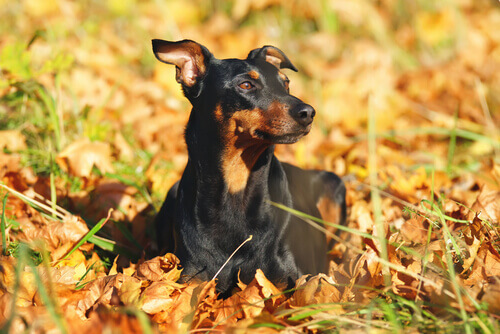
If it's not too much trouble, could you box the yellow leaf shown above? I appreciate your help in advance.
[119,276,143,307]
[0,130,27,151]
[56,249,86,269]
[23,0,58,17]
[415,9,456,46]
[74,262,88,281]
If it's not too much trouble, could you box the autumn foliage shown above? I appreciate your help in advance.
[1,0,500,333]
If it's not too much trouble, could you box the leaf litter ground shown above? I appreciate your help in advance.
[0,0,499,332]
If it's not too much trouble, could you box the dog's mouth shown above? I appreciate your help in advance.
[254,127,311,144]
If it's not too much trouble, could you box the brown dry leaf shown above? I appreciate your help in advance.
[0,130,27,151]
[471,185,500,223]
[89,180,147,221]
[356,244,385,295]
[483,246,500,277]
[423,269,457,311]
[75,307,154,334]
[351,200,373,233]
[0,152,21,178]
[85,180,149,246]
[479,280,500,315]
[134,253,182,282]
[290,274,342,307]
[382,165,427,201]
[114,132,134,161]
[191,280,221,329]
[254,269,284,303]
[221,278,265,320]
[400,216,429,244]
[197,270,284,328]
[460,217,486,275]
[118,275,143,307]
[141,281,183,314]
[0,256,18,295]
[17,215,89,252]
[153,281,213,333]
[56,138,115,177]
[76,274,124,318]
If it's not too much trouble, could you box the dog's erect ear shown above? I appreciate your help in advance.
[152,39,212,87]
[247,46,298,72]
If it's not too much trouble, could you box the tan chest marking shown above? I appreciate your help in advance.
[220,107,268,194]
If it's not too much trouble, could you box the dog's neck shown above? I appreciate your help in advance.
[184,110,275,197]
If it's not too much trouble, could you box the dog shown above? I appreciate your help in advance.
[152,39,346,297]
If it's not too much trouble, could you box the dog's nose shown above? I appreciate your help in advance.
[291,104,315,126]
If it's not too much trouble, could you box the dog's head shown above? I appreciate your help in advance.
[152,39,315,145]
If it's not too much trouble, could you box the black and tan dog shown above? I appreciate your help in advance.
[152,39,346,297]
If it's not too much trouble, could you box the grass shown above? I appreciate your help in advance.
[1,193,8,255]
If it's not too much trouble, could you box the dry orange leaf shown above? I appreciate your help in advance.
[134,253,182,282]
[290,274,342,307]
[56,138,115,177]
[0,130,27,151]
[471,185,500,223]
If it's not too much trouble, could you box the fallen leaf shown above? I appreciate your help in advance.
[56,138,115,177]
[290,274,342,307]
[0,130,27,151]
[141,281,182,314]
[135,253,182,282]
[118,275,143,307]
[471,185,500,223]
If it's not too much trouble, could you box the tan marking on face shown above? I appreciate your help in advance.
[317,196,341,244]
[221,108,268,194]
[219,102,296,194]
[278,71,287,82]
[278,72,289,91]
[214,104,224,122]
[248,70,260,80]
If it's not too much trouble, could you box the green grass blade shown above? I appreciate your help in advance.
[26,245,68,334]
[269,201,373,239]
[368,96,390,286]
[249,323,286,330]
[288,306,343,321]
[0,183,65,220]
[60,212,111,261]
[1,240,24,332]
[50,156,57,219]
[36,86,61,151]
[446,107,459,175]
[75,262,97,290]
[88,235,137,259]
[132,308,154,334]
[1,193,8,255]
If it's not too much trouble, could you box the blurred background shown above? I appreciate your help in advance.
[0,0,499,242]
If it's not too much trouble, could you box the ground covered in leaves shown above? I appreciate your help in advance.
[1,0,499,333]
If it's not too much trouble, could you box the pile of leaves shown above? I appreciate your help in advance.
[1,0,499,332]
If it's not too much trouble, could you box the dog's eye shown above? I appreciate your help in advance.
[238,81,254,90]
